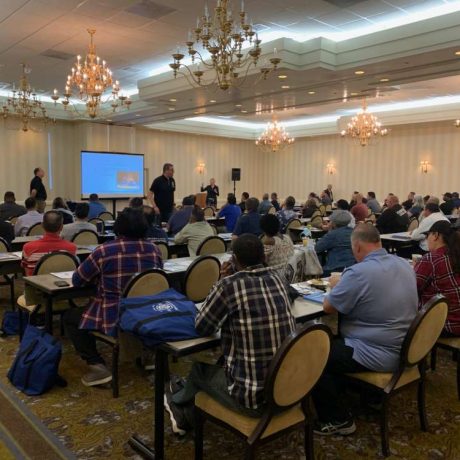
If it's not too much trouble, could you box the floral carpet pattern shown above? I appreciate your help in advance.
[0,288,460,459]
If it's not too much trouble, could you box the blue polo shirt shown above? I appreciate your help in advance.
[232,211,262,237]
[218,204,241,233]
[327,248,417,372]
[88,201,107,219]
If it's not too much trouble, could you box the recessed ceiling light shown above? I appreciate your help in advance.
[278,75,288,79]
[235,104,242,107]
[209,99,216,103]
[281,85,290,89]
[354,70,365,75]
[380,78,390,82]
[308,91,316,95]
[169,98,177,102]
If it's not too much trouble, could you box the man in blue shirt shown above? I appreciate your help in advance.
[167,195,195,235]
[258,193,272,214]
[217,193,241,233]
[315,210,355,276]
[312,224,417,436]
[232,197,261,239]
[88,193,107,219]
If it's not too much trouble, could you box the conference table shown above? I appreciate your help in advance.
[129,292,327,460]
[379,231,416,254]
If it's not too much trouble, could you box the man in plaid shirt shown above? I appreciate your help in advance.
[65,208,163,387]
[164,233,295,435]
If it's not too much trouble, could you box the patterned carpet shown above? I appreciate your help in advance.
[1,286,460,459]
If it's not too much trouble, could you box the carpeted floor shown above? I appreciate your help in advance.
[1,283,460,459]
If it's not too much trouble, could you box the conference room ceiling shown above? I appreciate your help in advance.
[1,0,460,138]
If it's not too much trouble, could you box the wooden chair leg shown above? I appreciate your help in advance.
[244,445,255,460]
[456,351,460,401]
[417,378,428,432]
[380,396,390,457]
[18,308,23,342]
[112,343,120,398]
[304,419,314,460]
[194,408,204,460]
[430,346,437,371]
[8,276,15,311]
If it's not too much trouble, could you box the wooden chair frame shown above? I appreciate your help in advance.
[88,218,105,232]
[98,211,114,221]
[71,229,99,245]
[196,236,226,256]
[203,207,215,217]
[194,323,332,460]
[344,295,447,457]
[155,241,169,260]
[26,222,44,236]
[183,255,221,302]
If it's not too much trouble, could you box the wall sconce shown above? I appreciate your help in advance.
[455,119,460,128]
[197,163,205,175]
[420,161,429,173]
[326,163,335,175]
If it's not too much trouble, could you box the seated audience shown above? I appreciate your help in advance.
[380,192,394,212]
[440,192,455,215]
[308,192,320,205]
[277,195,297,231]
[452,192,460,209]
[168,195,195,235]
[65,208,163,386]
[408,194,424,219]
[402,191,416,211]
[366,191,381,214]
[0,191,26,220]
[315,210,356,275]
[260,214,294,269]
[336,199,355,228]
[14,197,43,236]
[258,193,272,214]
[320,190,332,206]
[88,193,107,219]
[174,207,214,256]
[22,211,77,275]
[52,197,74,225]
[143,205,168,240]
[312,224,417,435]
[61,203,97,241]
[410,203,449,251]
[217,193,241,233]
[164,234,295,434]
[129,197,144,209]
[271,192,280,211]
[414,221,460,336]
[0,218,14,244]
[302,198,320,218]
[349,191,359,209]
[238,192,249,213]
[350,193,368,222]
[232,197,262,238]
[375,195,410,234]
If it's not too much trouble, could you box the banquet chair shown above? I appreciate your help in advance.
[183,255,221,302]
[71,230,99,245]
[194,323,332,460]
[98,211,114,221]
[27,223,44,236]
[197,236,226,256]
[155,241,169,260]
[408,218,419,232]
[344,295,448,457]
[203,207,215,217]
[0,236,15,310]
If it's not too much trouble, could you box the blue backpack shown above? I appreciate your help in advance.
[1,311,28,336]
[119,288,200,347]
[7,325,63,395]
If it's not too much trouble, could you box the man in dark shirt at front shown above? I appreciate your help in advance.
[164,234,295,434]
[376,195,410,234]
[148,163,176,223]
[0,191,26,220]
[440,192,455,215]
[232,197,262,239]
[30,167,47,213]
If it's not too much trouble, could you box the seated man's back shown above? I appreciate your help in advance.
[15,197,43,236]
[61,202,97,241]
[0,191,26,220]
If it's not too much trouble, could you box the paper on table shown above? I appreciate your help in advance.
[12,251,22,258]
[51,271,75,279]
[0,252,20,260]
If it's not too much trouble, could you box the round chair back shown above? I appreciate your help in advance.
[8,216,19,225]
[27,223,44,236]
[34,251,79,275]
[197,236,226,256]
[155,241,169,260]
[325,204,332,213]
[203,207,214,217]
[266,324,331,409]
[285,218,301,232]
[310,215,323,228]
[408,218,419,232]
[71,230,99,245]
[0,237,10,252]
[88,218,105,232]
[184,256,221,302]
[98,211,114,221]
[319,204,326,216]
[123,269,170,298]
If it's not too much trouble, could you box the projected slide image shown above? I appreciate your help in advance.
[117,171,140,189]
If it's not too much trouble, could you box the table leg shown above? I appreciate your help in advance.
[129,348,167,459]
[45,297,53,334]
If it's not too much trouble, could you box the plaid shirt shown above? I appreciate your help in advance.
[196,265,295,409]
[415,246,460,335]
[73,238,163,335]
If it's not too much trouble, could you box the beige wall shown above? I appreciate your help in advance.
[0,120,457,208]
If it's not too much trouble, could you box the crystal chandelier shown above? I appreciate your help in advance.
[1,64,53,132]
[255,117,294,152]
[170,0,280,91]
[52,29,131,119]
[340,99,388,147]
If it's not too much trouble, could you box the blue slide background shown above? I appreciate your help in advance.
[81,151,144,198]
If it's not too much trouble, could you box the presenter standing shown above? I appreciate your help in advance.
[201,178,219,207]
[148,163,176,223]
[30,167,47,213]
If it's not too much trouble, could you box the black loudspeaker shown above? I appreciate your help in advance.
[231,168,241,181]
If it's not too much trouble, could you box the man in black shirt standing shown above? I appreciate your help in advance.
[30,167,47,213]
[148,163,176,222]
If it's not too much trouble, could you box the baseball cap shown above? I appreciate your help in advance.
[422,220,453,236]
